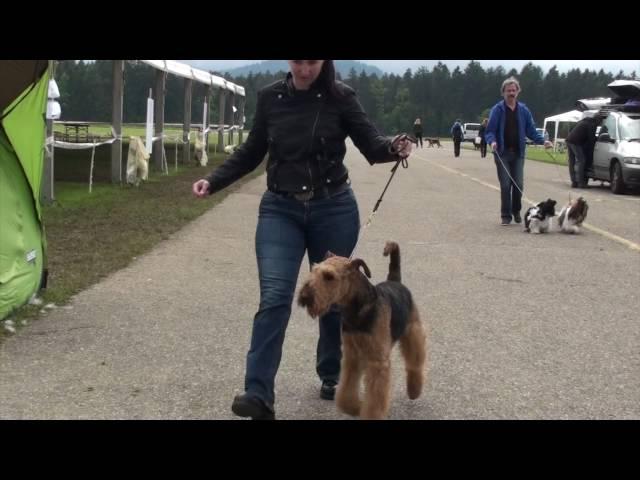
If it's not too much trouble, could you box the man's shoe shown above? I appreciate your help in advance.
[501,218,511,226]
[571,182,578,188]
[513,213,522,224]
[231,394,275,420]
[320,380,337,400]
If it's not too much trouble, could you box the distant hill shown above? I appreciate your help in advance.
[222,60,384,77]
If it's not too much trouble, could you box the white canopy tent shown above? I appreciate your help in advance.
[542,110,583,151]
[140,60,245,97]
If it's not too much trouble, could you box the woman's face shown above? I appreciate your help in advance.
[288,60,325,90]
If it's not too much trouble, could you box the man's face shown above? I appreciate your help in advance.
[503,83,519,101]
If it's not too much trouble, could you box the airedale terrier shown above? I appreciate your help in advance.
[297,241,427,419]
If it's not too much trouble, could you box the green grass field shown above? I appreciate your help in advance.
[460,142,568,165]
[1,137,257,339]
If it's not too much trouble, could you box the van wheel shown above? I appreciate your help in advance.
[610,161,626,194]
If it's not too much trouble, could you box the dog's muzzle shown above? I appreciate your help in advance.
[297,285,314,308]
[297,283,319,316]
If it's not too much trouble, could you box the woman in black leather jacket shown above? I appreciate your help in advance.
[193,60,412,420]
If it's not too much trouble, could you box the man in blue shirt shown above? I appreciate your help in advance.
[485,77,553,225]
[451,119,464,157]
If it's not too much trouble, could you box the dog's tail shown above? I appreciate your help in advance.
[383,241,401,282]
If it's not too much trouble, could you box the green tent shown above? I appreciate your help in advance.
[1,60,49,320]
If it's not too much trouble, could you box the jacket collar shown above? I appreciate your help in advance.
[279,72,323,97]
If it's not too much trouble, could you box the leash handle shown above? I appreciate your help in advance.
[349,134,413,259]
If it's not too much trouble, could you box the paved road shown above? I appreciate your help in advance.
[1,141,638,419]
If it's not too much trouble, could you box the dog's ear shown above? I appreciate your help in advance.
[549,199,556,206]
[324,251,336,260]
[350,258,372,278]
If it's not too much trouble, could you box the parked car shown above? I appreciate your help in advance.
[590,110,640,193]
[526,128,549,145]
[586,80,640,194]
[463,122,481,143]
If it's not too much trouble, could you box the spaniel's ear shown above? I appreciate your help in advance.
[349,258,371,278]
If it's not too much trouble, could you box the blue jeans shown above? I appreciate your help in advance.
[567,142,587,186]
[244,188,360,408]
[494,151,524,220]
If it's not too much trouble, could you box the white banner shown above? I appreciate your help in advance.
[202,100,208,135]
[145,97,154,156]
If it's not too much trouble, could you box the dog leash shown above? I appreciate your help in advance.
[544,148,574,202]
[494,146,564,198]
[349,134,416,260]
[493,148,526,197]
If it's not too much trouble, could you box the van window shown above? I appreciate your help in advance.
[618,115,640,140]
[602,115,617,140]
[465,123,481,130]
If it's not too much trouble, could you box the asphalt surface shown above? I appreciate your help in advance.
[1,140,638,419]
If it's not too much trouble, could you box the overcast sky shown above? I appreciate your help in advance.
[181,60,639,75]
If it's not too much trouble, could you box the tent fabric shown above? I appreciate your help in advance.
[140,60,246,96]
[0,61,49,320]
[0,129,44,319]
[542,109,584,149]
[3,70,49,221]
[0,60,47,114]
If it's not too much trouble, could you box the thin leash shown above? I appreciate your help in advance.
[544,147,573,202]
[494,145,572,232]
[493,147,526,197]
[494,146,570,202]
[348,134,415,260]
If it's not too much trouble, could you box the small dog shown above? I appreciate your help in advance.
[524,198,557,234]
[557,196,589,234]
[297,242,427,419]
[426,138,442,148]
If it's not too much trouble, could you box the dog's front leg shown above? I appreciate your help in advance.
[336,341,363,417]
[361,360,392,420]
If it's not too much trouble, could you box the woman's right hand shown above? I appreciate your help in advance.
[390,134,415,159]
[192,179,210,198]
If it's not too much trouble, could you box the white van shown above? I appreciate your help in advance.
[463,123,481,143]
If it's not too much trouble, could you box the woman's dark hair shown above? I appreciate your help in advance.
[317,60,345,98]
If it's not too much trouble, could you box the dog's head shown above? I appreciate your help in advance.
[297,251,372,319]
[569,197,589,224]
[537,198,557,218]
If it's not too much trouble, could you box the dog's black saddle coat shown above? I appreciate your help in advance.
[341,280,414,342]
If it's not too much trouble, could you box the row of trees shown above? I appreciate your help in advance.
[54,60,634,136]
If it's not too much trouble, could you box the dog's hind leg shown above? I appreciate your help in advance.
[400,309,427,400]
[336,339,363,417]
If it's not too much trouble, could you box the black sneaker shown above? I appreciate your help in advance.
[513,213,522,224]
[501,218,511,226]
[231,394,275,420]
[320,380,337,400]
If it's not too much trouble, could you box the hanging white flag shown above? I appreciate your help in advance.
[145,97,154,156]
[202,100,208,134]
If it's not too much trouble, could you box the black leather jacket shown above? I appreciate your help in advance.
[206,74,400,194]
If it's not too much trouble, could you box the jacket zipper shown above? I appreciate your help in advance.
[307,107,321,191]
